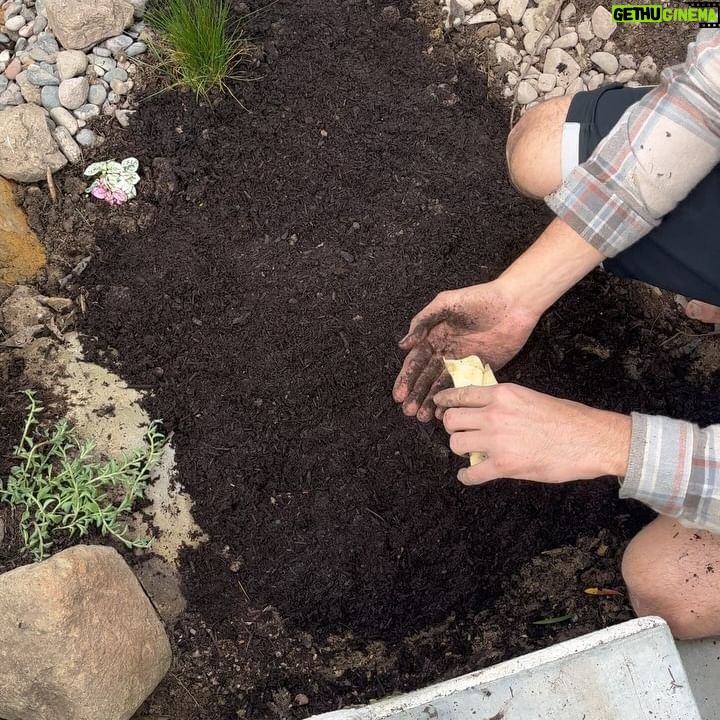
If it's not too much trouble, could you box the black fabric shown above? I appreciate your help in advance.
[565,84,720,306]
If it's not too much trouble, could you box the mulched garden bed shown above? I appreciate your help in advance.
[2,0,717,717]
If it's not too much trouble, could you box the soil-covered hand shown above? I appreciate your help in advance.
[435,383,632,484]
[393,281,539,421]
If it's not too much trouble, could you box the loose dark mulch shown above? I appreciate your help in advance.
[7,0,717,717]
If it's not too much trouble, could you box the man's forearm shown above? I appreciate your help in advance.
[497,217,604,317]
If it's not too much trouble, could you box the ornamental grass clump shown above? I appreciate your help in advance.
[0,392,165,561]
[146,0,254,98]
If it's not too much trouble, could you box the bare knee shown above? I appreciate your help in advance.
[622,519,720,640]
[506,96,571,199]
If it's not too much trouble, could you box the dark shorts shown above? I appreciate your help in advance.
[565,84,720,306]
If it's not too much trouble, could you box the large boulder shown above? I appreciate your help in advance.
[0,104,66,183]
[0,545,172,720]
[44,0,134,50]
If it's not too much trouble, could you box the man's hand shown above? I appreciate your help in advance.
[434,383,632,485]
[392,281,540,422]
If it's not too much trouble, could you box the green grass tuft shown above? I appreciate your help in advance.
[146,0,254,99]
[0,391,166,561]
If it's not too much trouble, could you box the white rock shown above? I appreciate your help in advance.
[456,0,475,10]
[543,47,580,88]
[627,80,641,87]
[53,125,82,163]
[0,546,171,720]
[0,104,66,182]
[616,68,636,83]
[504,26,515,39]
[58,76,89,109]
[522,29,539,52]
[521,7,536,31]
[545,86,565,98]
[591,6,615,40]
[506,70,519,86]
[603,40,616,53]
[637,55,658,82]
[587,73,605,90]
[43,0,133,50]
[49,105,78,135]
[494,41,521,65]
[56,49,88,80]
[591,50,618,74]
[503,85,514,98]
[552,30,577,48]
[537,72,556,92]
[560,2,576,21]
[5,14,25,30]
[565,77,586,95]
[577,18,593,41]
[466,8,497,23]
[498,0,528,23]
[619,53,637,69]
[517,79,538,104]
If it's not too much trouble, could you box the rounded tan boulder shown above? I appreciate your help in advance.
[44,0,134,51]
[0,545,172,720]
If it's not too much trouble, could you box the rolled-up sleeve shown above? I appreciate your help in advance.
[546,29,720,257]
[620,413,720,532]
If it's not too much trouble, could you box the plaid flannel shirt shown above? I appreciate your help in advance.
[546,30,720,532]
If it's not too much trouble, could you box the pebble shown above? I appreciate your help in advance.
[591,6,616,40]
[4,2,23,21]
[14,37,27,52]
[498,0,528,24]
[26,64,58,86]
[103,67,128,83]
[521,7,536,31]
[115,108,133,127]
[565,76,586,95]
[53,126,82,163]
[551,31,577,49]
[543,47,580,85]
[536,72,556,92]
[87,83,107,105]
[637,55,658,82]
[73,103,100,121]
[32,14,47,33]
[56,50,87,80]
[616,68,636,83]
[4,56,21,80]
[587,73,604,90]
[0,81,22,105]
[58,76,89,110]
[0,50,11,64]
[495,41,521,65]
[109,78,129,95]
[75,128,97,147]
[5,14,25,31]
[560,2,576,21]
[516,79,538,104]
[92,54,116,72]
[49,105,78,135]
[0,74,7,93]
[0,33,9,43]
[466,8,496,23]
[40,83,60,108]
[105,34,132,56]
[591,50,618,74]
[18,22,33,38]
[92,47,112,58]
[16,71,41,103]
[125,41,147,56]
[577,19,594,42]
[619,53,636,69]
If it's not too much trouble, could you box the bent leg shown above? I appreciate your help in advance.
[622,515,720,639]
[507,86,720,307]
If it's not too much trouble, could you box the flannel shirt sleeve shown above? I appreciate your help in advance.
[545,29,720,257]
[620,414,720,532]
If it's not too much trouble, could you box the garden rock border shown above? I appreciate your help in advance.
[0,0,148,180]
[0,545,171,720]
[442,0,660,115]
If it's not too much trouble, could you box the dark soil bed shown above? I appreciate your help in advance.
[3,1,718,718]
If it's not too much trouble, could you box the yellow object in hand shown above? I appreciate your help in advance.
[443,355,497,466]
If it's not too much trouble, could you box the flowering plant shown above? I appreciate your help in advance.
[85,158,141,205]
